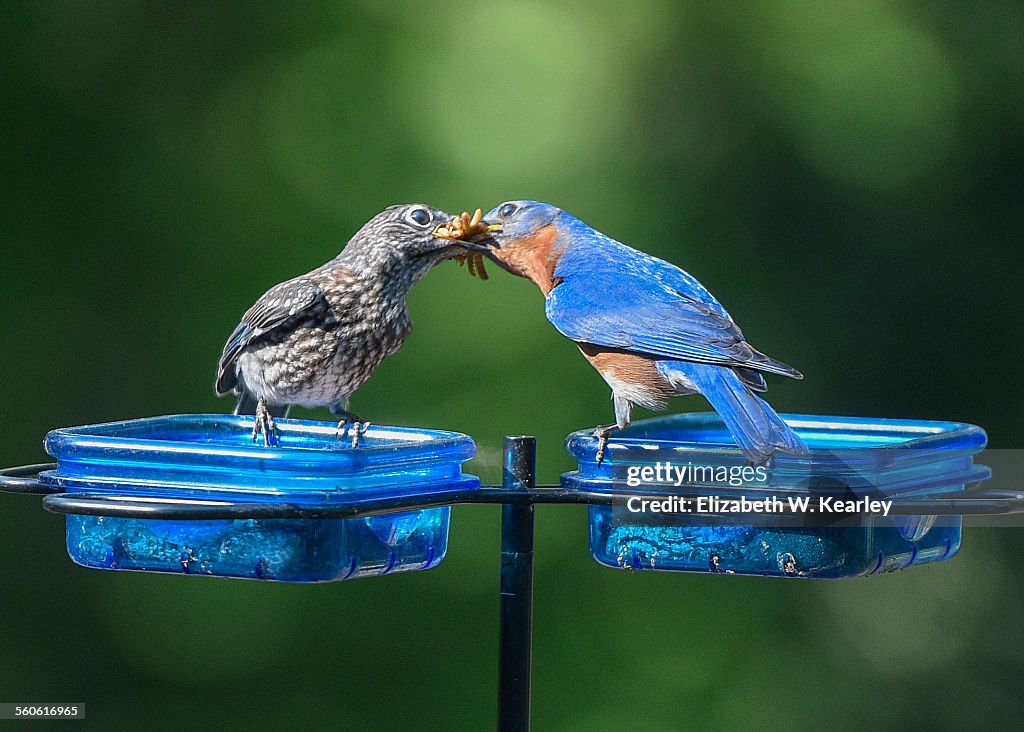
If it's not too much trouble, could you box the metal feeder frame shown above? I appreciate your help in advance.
[3,435,1022,731]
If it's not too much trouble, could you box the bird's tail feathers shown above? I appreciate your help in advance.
[215,366,237,397]
[662,361,807,463]
[745,349,804,380]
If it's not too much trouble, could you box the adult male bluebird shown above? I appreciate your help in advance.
[215,203,484,446]
[439,200,807,463]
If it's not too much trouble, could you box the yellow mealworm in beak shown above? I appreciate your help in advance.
[439,210,491,280]
[474,254,489,280]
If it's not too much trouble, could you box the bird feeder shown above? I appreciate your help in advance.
[1,411,1016,731]
[564,413,988,578]
[39,415,477,581]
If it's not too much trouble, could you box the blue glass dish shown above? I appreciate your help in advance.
[563,413,988,579]
[41,415,479,582]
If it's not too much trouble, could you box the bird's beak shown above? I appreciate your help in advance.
[433,209,501,252]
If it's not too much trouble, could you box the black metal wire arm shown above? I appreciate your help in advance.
[0,464,61,495]
[3,464,1024,518]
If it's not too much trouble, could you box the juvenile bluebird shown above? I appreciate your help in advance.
[215,203,484,446]
[441,200,807,463]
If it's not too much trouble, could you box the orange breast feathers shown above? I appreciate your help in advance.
[488,224,567,295]
[577,343,675,408]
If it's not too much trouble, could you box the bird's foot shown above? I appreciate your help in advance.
[350,421,371,448]
[335,414,370,448]
[593,423,620,465]
[252,399,279,447]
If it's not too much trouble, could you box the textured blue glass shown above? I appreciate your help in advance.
[563,413,987,579]
[42,415,478,582]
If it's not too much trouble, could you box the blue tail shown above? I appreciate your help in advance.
[658,361,807,463]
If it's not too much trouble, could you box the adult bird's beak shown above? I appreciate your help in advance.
[433,209,501,251]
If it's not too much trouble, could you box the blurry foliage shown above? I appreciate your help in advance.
[2,1,1023,729]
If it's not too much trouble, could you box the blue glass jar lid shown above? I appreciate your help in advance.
[42,414,478,504]
[564,412,987,494]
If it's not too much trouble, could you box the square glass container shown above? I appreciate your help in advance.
[41,415,478,582]
[562,413,987,579]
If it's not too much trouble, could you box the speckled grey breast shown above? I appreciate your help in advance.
[235,275,412,408]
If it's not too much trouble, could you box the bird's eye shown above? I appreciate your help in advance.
[408,208,431,226]
[498,202,518,218]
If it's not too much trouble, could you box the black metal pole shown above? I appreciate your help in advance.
[498,436,536,732]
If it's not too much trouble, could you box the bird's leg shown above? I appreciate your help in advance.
[593,424,619,465]
[330,404,369,448]
[253,397,279,447]
[350,421,371,449]
[595,395,632,465]
[331,406,362,436]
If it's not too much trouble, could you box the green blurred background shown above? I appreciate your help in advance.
[2,1,1023,729]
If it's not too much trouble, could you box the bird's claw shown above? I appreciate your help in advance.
[252,400,279,447]
[351,421,371,448]
[593,424,618,465]
[336,418,371,448]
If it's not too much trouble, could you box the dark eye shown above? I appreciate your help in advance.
[409,208,431,226]
[498,202,518,218]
